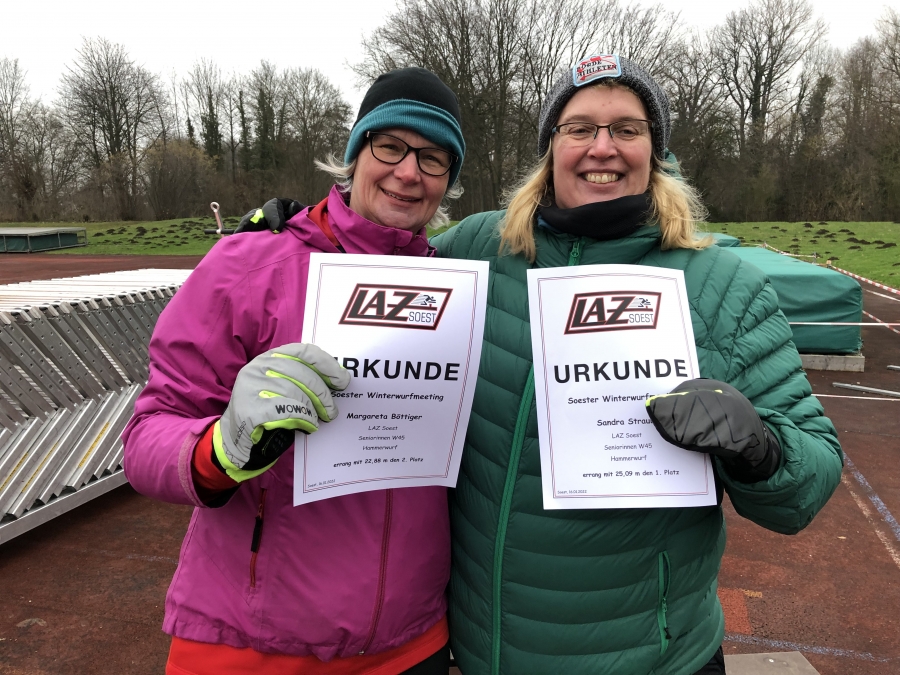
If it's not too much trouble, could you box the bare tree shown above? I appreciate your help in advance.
[282,68,351,201]
[662,34,734,187]
[60,38,166,219]
[246,61,288,173]
[22,103,80,217]
[875,8,900,216]
[183,59,225,165]
[0,58,41,219]
[829,38,882,220]
[517,0,604,118]
[355,0,681,213]
[877,8,900,82]
[221,74,244,182]
[143,138,214,219]
[3,2,897,225]
[595,3,681,76]
[712,0,826,155]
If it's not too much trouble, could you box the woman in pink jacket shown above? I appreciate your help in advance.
[121,67,465,675]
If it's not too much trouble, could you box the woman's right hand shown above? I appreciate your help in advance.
[213,343,351,482]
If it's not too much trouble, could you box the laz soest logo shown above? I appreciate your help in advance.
[340,284,452,330]
[564,291,661,334]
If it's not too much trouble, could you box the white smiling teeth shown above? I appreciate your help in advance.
[383,189,416,202]
[585,173,620,184]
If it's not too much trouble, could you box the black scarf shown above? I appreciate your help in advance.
[538,193,652,241]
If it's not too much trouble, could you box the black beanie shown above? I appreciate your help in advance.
[353,67,462,126]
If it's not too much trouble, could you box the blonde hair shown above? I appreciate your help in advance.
[498,147,710,262]
[315,155,463,230]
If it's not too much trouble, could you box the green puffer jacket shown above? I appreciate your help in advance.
[433,212,843,675]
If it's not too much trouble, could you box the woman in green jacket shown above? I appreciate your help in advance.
[432,54,843,675]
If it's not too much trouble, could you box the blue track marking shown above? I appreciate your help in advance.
[845,454,900,543]
[724,633,894,663]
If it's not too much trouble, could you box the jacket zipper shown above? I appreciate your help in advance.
[250,488,268,589]
[490,241,583,674]
[657,551,671,655]
[568,239,584,266]
[360,489,393,655]
[490,369,534,675]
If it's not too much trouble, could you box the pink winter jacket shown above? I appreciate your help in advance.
[121,186,450,660]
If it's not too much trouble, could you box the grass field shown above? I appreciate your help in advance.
[706,221,900,286]
[0,216,237,256]
[3,218,898,287]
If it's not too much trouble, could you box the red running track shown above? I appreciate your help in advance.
[0,254,898,674]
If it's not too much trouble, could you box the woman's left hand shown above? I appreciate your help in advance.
[235,198,304,234]
[645,379,782,483]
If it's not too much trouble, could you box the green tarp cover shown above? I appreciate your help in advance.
[1,228,84,252]
[710,232,741,247]
[1,235,28,252]
[28,233,80,251]
[727,247,862,354]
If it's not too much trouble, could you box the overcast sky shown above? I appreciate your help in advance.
[4,0,894,111]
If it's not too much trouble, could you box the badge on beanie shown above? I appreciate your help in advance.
[573,55,622,87]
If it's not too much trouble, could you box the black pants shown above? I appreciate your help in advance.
[404,644,723,674]
[692,647,726,675]
[399,644,451,675]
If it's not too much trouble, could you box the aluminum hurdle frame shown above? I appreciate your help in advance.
[0,269,192,544]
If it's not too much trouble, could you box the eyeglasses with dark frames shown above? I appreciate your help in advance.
[552,120,653,145]
[365,131,457,177]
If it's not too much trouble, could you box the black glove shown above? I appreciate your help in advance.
[235,198,304,234]
[645,379,781,483]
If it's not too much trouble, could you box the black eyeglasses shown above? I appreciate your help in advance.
[365,132,457,176]
[552,120,653,145]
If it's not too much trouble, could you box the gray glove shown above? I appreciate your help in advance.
[645,378,782,483]
[213,343,350,482]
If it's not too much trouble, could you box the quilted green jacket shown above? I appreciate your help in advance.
[433,212,843,675]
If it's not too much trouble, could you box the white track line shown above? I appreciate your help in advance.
[788,321,900,326]
[841,474,900,572]
[829,265,900,296]
[758,243,900,296]
[814,394,900,400]
[724,633,892,663]
[842,456,900,572]
[862,311,900,336]
[866,289,900,303]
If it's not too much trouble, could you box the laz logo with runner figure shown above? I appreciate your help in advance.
[564,291,661,334]
[340,284,453,330]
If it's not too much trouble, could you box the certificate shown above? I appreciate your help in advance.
[527,264,716,509]
[294,253,489,505]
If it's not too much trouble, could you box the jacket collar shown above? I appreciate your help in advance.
[537,194,651,241]
[285,185,434,257]
[534,220,662,267]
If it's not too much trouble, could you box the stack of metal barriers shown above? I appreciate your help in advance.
[0,269,192,543]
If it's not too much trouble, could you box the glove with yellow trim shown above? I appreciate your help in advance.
[235,198,304,234]
[645,379,781,483]
[213,343,350,482]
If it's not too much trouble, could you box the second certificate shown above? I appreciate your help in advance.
[528,264,716,510]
